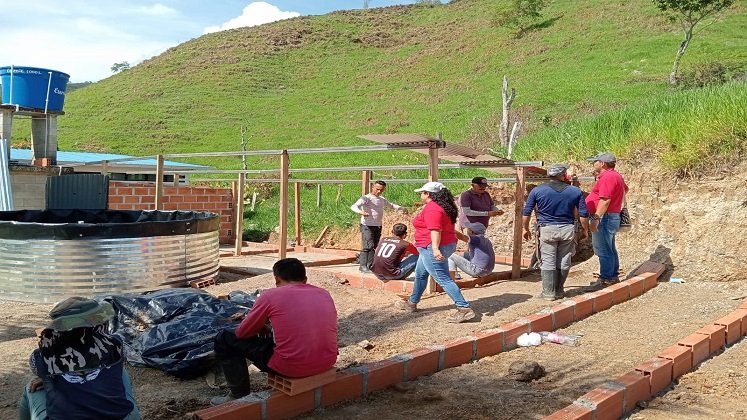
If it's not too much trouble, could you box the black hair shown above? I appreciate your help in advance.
[272,258,307,283]
[374,180,387,187]
[429,188,458,224]
[605,161,617,169]
[392,223,408,237]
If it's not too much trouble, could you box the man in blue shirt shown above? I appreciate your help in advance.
[522,164,589,300]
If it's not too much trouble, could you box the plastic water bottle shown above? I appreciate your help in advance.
[539,331,580,346]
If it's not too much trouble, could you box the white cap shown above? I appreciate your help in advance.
[414,181,444,193]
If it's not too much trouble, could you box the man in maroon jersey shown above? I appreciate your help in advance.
[372,223,419,280]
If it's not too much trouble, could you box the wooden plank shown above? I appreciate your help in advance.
[154,154,164,210]
[313,225,331,248]
[234,173,245,256]
[361,170,371,196]
[511,167,526,279]
[294,182,301,245]
[279,151,289,259]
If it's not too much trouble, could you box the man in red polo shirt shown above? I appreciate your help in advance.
[585,152,628,286]
[211,258,338,405]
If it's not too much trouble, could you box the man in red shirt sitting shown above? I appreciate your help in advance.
[211,258,338,405]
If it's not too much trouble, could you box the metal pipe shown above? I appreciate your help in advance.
[44,71,52,114]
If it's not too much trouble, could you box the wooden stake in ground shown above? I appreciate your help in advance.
[512,167,526,279]
[294,182,301,245]
[234,172,245,256]
[279,150,289,259]
[155,154,164,210]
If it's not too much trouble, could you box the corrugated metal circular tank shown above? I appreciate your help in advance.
[0,210,219,303]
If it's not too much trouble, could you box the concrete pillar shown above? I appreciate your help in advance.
[31,115,57,165]
[0,110,12,160]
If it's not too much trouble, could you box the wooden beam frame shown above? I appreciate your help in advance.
[511,167,526,279]
[294,182,301,245]
[234,173,245,256]
[154,154,164,210]
[279,151,290,259]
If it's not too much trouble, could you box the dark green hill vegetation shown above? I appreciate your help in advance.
[30,0,747,239]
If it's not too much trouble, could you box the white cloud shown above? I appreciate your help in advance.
[136,3,178,17]
[203,2,300,34]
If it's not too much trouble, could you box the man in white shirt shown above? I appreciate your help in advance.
[350,180,406,273]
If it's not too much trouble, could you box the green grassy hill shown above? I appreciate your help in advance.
[53,0,746,170]
[18,0,745,239]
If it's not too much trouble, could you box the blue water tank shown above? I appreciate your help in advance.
[0,66,70,112]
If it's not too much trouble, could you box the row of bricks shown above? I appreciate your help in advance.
[110,183,233,197]
[110,202,234,214]
[108,195,233,207]
[546,300,747,420]
[194,271,663,420]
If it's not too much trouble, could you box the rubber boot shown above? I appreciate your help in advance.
[222,357,251,398]
[538,270,557,300]
[365,249,376,270]
[556,269,570,298]
[359,251,371,272]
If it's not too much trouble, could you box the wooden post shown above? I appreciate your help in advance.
[172,173,180,187]
[294,182,301,245]
[425,133,442,294]
[316,184,322,207]
[511,167,526,279]
[234,173,245,256]
[101,160,109,176]
[428,132,441,182]
[155,154,164,210]
[361,170,371,196]
[279,151,289,259]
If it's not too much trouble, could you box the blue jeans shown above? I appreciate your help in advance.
[409,243,470,308]
[18,368,141,420]
[591,213,621,280]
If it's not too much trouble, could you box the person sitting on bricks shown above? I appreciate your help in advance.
[211,257,338,405]
[18,297,141,420]
[372,223,420,280]
[522,163,590,300]
[448,221,495,279]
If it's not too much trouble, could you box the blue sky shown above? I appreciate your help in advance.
[0,1,423,82]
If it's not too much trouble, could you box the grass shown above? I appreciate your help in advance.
[6,0,745,239]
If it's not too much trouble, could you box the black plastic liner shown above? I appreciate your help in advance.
[104,288,259,378]
[0,209,219,240]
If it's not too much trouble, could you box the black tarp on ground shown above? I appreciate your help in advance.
[104,288,259,378]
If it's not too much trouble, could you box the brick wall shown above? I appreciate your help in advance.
[108,181,234,243]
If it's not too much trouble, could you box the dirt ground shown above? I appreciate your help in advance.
[1,163,746,419]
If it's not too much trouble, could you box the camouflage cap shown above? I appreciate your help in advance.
[47,297,115,331]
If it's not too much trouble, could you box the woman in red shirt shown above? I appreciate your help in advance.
[395,182,476,323]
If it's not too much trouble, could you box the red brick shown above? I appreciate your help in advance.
[734,309,747,336]
[363,276,383,290]
[576,384,624,420]
[607,282,630,304]
[344,273,363,288]
[550,303,575,328]
[365,359,405,392]
[590,289,613,312]
[443,337,475,368]
[383,280,406,293]
[320,371,363,406]
[501,320,530,349]
[740,300,747,310]
[526,313,553,332]
[614,371,651,413]
[544,403,594,420]
[635,358,673,395]
[623,277,645,298]
[714,314,742,345]
[640,272,659,290]
[265,389,316,419]
[696,324,726,354]
[473,329,504,359]
[570,295,594,320]
[123,195,140,204]
[659,345,693,379]
[403,347,441,380]
[193,400,260,420]
[678,333,710,366]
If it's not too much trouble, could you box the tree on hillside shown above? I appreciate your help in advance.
[652,0,735,85]
[111,61,131,74]
[499,75,517,148]
[495,0,548,38]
